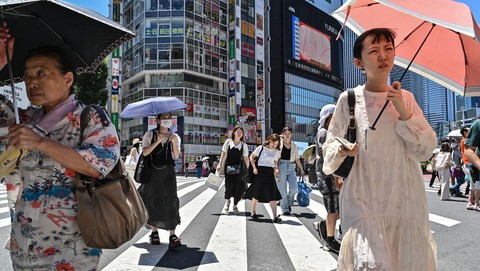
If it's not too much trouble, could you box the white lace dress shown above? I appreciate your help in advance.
[323,85,437,270]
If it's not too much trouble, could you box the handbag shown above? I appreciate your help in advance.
[226,164,241,174]
[76,105,148,249]
[205,173,224,191]
[333,89,356,179]
[297,176,312,207]
[134,130,157,184]
[426,163,433,173]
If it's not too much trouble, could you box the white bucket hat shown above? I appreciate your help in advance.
[318,104,336,127]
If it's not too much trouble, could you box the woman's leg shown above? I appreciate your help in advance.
[286,164,298,210]
[251,198,258,215]
[270,200,278,218]
[277,161,289,214]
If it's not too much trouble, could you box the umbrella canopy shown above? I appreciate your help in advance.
[332,0,480,97]
[120,97,188,118]
[202,156,209,161]
[447,129,462,138]
[0,0,135,84]
[301,144,316,160]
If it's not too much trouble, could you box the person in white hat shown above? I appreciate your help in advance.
[126,138,141,167]
[313,104,341,253]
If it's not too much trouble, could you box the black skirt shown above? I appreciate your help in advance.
[138,164,181,230]
[243,166,282,203]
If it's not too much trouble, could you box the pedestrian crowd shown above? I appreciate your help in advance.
[0,25,454,270]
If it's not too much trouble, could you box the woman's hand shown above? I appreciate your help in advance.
[8,124,42,151]
[253,168,258,175]
[338,143,359,157]
[0,23,14,71]
[386,81,411,120]
[169,132,177,145]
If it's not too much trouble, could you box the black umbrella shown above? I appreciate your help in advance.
[0,0,135,122]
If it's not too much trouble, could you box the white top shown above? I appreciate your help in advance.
[253,145,279,168]
[323,85,437,270]
[221,139,249,156]
[142,130,181,150]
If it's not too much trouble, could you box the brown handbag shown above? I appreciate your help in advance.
[75,105,148,249]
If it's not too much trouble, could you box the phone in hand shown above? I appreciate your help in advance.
[335,136,352,150]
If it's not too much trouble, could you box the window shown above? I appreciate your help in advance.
[159,0,170,10]
[172,44,184,62]
[158,50,170,62]
[148,0,158,10]
[145,45,157,63]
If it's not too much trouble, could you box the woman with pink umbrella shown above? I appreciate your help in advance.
[323,28,437,270]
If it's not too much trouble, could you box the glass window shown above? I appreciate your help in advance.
[148,0,158,10]
[145,18,158,37]
[159,0,170,10]
[171,18,184,36]
[158,24,171,37]
[145,45,157,63]
[194,2,203,16]
[172,0,184,10]
[158,50,170,62]
[186,0,194,12]
[172,44,184,62]
[185,19,194,38]
[194,22,203,41]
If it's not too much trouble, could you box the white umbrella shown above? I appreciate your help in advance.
[447,129,462,137]
[202,156,210,161]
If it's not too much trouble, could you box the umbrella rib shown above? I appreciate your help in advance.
[35,16,88,67]
[457,34,468,97]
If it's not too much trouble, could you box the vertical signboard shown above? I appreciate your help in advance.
[228,0,236,126]
[255,0,265,142]
[111,0,122,130]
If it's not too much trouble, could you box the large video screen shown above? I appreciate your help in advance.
[284,0,343,88]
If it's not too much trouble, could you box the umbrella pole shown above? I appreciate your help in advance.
[369,24,436,130]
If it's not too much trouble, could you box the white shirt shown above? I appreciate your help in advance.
[254,145,279,168]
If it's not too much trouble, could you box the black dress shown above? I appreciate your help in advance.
[138,133,180,230]
[224,142,246,205]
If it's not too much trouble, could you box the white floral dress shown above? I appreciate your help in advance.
[323,85,437,270]
[0,95,119,270]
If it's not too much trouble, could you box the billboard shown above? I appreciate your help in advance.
[283,0,343,88]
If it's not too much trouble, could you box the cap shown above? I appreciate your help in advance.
[318,104,336,127]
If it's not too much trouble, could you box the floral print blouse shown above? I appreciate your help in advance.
[0,95,119,270]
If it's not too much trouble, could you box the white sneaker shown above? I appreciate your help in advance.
[467,204,475,210]
[475,205,480,212]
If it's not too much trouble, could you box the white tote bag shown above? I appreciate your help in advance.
[205,173,224,191]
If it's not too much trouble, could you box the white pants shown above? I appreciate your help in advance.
[438,167,451,200]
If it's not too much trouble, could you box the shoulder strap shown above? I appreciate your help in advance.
[347,89,355,130]
[80,105,109,144]
[256,146,264,166]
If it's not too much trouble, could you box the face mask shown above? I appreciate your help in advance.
[160,119,173,128]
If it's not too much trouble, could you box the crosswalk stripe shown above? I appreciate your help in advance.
[0,199,8,205]
[0,206,9,213]
[197,202,248,271]
[0,194,7,199]
[103,183,218,270]
[177,181,206,198]
[428,213,461,227]
[0,217,11,228]
[264,203,338,270]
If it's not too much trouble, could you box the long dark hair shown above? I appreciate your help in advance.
[263,133,281,149]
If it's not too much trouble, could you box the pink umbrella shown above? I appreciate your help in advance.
[332,0,480,128]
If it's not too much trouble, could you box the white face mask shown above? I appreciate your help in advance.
[160,119,173,128]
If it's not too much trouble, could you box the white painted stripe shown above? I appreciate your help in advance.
[264,203,338,270]
[198,202,247,271]
[103,186,218,270]
[310,189,324,198]
[177,178,206,185]
[306,195,328,220]
[0,199,8,205]
[0,217,11,228]
[0,194,7,199]
[177,181,205,198]
[0,206,9,213]
[429,213,461,227]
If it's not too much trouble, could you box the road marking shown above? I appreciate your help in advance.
[0,217,11,228]
[198,202,247,271]
[428,213,461,227]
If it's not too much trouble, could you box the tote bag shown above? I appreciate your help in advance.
[205,173,224,191]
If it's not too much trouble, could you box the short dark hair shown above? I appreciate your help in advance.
[461,127,470,138]
[353,28,396,60]
[281,126,292,134]
[441,142,450,152]
[26,46,76,93]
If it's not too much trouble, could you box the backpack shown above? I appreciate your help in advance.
[75,105,148,249]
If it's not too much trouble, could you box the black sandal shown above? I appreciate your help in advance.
[273,216,282,223]
[250,213,258,219]
[149,231,160,245]
[169,234,182,249]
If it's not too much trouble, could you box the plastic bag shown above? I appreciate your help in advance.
[297,177,312,207]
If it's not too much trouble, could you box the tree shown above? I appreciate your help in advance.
[74,61,109,106]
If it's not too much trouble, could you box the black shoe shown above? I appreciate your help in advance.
[168,234,181,249]
[273,216,282,223]
[325,239,341,253]
[283,212,291,216]
[250,213,259,219]
[313,220,328,242]
[288,206,292,212]
[149,231,160,245]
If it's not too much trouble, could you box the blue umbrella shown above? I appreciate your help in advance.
[120,97,188,118]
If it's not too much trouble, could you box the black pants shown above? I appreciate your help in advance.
[224,173,245,205]
[429,170,438,187]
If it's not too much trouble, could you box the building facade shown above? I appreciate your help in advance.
[118,0,231,170]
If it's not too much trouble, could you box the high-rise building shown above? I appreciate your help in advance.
[118,0,230,170]
[342,28,364,89]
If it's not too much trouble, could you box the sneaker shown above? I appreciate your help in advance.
[313,220,328,242]
[467,204,475,210]
[325,239,341,253]
[233,205,239,213]
[475,205,480,212]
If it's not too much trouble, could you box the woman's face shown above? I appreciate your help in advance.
[268,140,279,149]
[234,128,244,140]
[282,130,292,140]
[158,113,173,128]
[24,56,73,112]
[354,35,395,79]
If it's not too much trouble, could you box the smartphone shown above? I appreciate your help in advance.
[335,136,352,150]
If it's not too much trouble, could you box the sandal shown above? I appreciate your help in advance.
[149,231,160,245]
[169,234,182,249]
[273,216,282,223]
[225,199,231,212]
[250,213,258,219]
